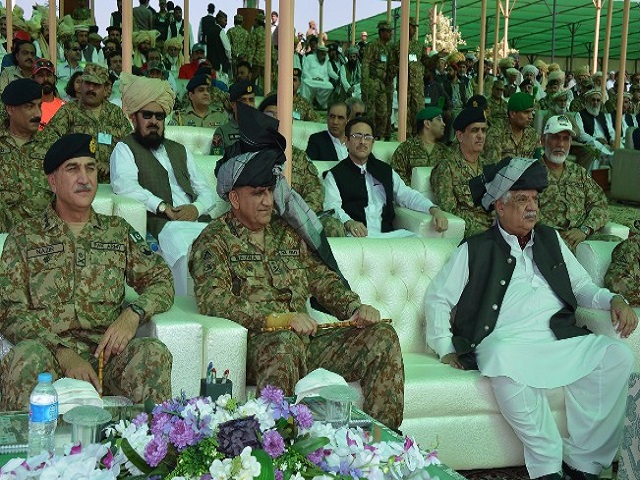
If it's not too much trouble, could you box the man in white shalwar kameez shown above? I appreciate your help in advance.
[425,156,638,480]
[301,46,339,109]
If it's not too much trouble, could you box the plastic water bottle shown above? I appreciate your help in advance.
[145,232,160,253]
[28,372,58,456]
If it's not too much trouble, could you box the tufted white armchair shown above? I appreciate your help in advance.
[292,120,326,151]
[165,126,216,155]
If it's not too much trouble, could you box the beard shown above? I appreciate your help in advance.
[545,144,568,164]
[41,81,55,95]
[134,129,164,150]
[586,104,601,116]
[550,104,567,115]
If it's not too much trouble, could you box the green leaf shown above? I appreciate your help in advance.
[252,448,275,480]
[120,438,153,475]
[144,399,156,414]
[290,436,329,455]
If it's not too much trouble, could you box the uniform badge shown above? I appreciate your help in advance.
[267,260,282,276]
[89,137,98,154]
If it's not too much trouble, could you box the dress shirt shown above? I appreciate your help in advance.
[425,222,616,388]
[56,62,82,83]
[329,132,348,160]
[323,159,436,234]
[110,141,216,217]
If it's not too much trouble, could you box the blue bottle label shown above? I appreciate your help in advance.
[30,403,58,422]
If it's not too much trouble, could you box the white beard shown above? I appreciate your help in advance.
[586,104,601,116]
[550,104,567,115]
[545,144,568,164]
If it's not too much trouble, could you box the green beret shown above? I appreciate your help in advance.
[44,133,96,174]
[187,74,211,92]
[507,92,535,111]
[453,107,486,131]
[1,78,42,106]
[416,107,443,122]
[229,79,255,102]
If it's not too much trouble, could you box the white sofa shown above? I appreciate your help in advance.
[184,236,640,470]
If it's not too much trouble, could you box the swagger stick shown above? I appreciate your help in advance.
[260,318,392,333]
[98,351,104,397]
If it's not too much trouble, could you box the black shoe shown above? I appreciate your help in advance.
[562,462,599,480]
[534,473,562,480]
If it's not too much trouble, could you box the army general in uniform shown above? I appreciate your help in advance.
[189,107,404,429]
[0,134,174,411]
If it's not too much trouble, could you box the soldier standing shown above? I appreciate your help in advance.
[362,21,395,140]
[392,17,426,136]
[249,11,267,88]
[228,14,250,78]
[0,134,174,411]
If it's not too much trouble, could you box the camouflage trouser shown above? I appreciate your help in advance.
[321,216,347,237]
[0,338,172,411]
[247,322,405,429]
[363,79,391,140]
[407,83,424,137]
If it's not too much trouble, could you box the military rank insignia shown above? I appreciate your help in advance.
[89,137,98,154]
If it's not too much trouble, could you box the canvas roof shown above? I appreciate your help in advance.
[326,0,640,65]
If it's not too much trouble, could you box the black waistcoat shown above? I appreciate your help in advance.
[579,110,612,143]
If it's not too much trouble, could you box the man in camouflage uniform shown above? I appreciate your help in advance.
[538,116,617,253]
[211,80,255,155]
[259,95,345,237]
[391,107,450,185]
[39,63,132,183]
[189,109,404,429]
[169,74,229,129]
[486,80,508,122]
[362,21,395,139]
[228,14,250,76]
[249,11,267,88]
[431,107,496,238]
[293,68,318,122]
[605,236,640,306]
[0,134,173,411]
[392,17,426,136]
[485,92,541,161]
[0,79,53,232]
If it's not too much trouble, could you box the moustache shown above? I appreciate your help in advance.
[29,117,42,124]
[75,184,93,193]
[523,211,537,219]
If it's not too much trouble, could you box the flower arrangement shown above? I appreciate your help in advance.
[0,386,439,480]
[425,10,466,54]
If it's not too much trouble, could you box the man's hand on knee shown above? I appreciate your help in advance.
[289,313,318,336]
[56,348,102,394]
[352,304,381,327]
[441,353,466,370]
[95,307,140,363]
[611,295,639,338]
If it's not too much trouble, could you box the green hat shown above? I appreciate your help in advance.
[82,63,108,85]
[377,21,392,31]
[44,133,96,174]
[416,107,442,122]
[507,92,534,111]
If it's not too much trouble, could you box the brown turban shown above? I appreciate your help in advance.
[120,72,176,117]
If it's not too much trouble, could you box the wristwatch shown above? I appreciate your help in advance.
[129,304,146,322]
[156,201,167,215]
[578,225,592,236]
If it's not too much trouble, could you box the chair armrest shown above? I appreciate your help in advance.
[601,222,630,240]
[576,306,640,371]
[393,207,465,244]
[173,296,249,401]
[113,195,148,237]
[92,185,114,216]
[135,302,204,398]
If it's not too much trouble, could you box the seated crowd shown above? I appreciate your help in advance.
[0,4,639,480]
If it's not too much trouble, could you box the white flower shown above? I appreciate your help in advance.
[216,394,232,408]
[237,446,261,479]
[237,399,274,431]
[209,458,233,480]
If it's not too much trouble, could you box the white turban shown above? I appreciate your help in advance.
[120,72,176,116]
[522,64,539,77]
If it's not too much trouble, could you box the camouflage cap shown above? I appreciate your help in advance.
[82,63,108,85]
[377,21,392,31]
[44,133,97,174]
[256,11,265,22]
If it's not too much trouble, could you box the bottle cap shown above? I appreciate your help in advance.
[37,372,53,383]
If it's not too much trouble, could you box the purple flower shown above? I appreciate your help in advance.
[168,419,196,451]
[70,444,82,455]
[132,412,149,427]
[403,436,415,451]
[102,449,114,469]
[144,437,168,467]
[307,448,324,465]
[151,412,173,437]
[292,404,313,429]
[263,430,285,458]
[260,385,285,405]
[271,401,291,421]
[217,417,262,457]
[275,470,284,480]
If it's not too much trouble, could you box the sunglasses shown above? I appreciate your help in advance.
[138,110,167,121]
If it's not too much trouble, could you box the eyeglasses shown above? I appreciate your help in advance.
[350,133,374,142]
[138,110,167,121]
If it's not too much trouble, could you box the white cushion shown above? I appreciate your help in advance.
[575,240,619,287]
[292,121,326,151]
[165,126,215,155]
[372,141,400,164]
[411,167,435,202]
